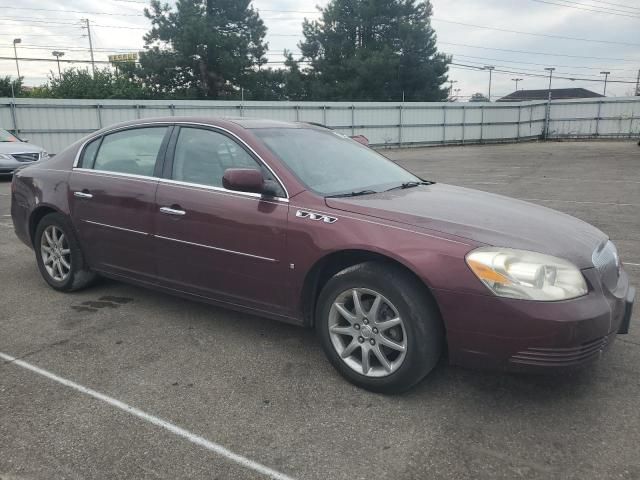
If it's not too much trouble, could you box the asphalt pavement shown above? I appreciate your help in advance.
[1,140,639,480]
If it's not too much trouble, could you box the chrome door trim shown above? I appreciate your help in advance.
[83,220,149,236]
[159,206,186,216]
[157,177,289,203]
[73,168,158,183]
[71,120,289,199]
[154,234,278,263]
[73,191,93,199]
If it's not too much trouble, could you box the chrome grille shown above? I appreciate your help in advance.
[12,152,40,163]
[592,240,620,292]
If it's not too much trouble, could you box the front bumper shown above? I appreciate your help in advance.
[437,267,634,372]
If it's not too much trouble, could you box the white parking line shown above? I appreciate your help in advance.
[0,352,296,480]
[625,262,640,267]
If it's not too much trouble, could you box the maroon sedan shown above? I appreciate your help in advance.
[10,117,635,392]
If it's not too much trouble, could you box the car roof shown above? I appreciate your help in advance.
[98,116,310,131]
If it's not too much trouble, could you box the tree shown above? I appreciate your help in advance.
[138,0,268,98]
[469,92,489,102]
[298,0,450,101]
[29,68,148,99]
[0,76,23,97]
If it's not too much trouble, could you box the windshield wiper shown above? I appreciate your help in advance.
[325,189,378,198]
[385,180,434,192]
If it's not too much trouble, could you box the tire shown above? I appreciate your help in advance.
[34,212,96,292]
[316,261,444,394]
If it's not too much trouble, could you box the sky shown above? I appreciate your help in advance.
[0,0,639,100]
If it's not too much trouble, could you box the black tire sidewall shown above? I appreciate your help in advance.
[34,212,88,292]
[316,261,443,393]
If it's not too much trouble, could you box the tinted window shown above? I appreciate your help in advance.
[80,137,101,168]
[92,127,167,176]
[253,128,420,196]
[0,128,19,142]
[172,127,283,195]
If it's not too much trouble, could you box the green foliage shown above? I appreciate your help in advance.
[137,0,268,98]
[0,76,23,97]
[297,0,450,101]
[30,68,148,99]
[469,92,489,102]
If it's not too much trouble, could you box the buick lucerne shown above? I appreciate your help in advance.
[10,118,635,392]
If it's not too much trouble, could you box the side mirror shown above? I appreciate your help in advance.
[222,168,267,194]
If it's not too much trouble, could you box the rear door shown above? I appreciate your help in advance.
[153,125,290,314]
[69,125,172,282]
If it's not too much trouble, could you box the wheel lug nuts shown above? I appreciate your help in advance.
[354,324,360,330]
[372,328,378,334]
[370,339,376,345]
[363,319,369,325]
[358,336,364,343]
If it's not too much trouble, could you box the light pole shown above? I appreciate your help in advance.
[12,38,21,78]
[600,71,610,96]
[448,80,458,99]
[52,51,65,77]
[511,78,523,91]
[544,67,555,100]
[484,66,495,101]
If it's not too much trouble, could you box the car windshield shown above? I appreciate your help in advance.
[252,128,421,196]
[0,128,19,142]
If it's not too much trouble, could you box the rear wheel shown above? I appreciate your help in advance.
[34,213,96,292]
[316,261,443,393]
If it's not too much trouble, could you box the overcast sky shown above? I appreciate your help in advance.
[1,0,639,99]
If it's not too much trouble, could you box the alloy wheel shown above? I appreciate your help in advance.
[40,225,71,282]
[328,288,407,377]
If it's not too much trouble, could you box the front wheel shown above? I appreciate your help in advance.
[34,212,96,292]
[316,261,444,393]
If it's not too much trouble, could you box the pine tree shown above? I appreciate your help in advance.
[139,0,267,98]
[299,0,450,101]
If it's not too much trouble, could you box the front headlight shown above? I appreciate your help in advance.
[466,247,588,301]
[0,153,14,160]
[40,151,49,160]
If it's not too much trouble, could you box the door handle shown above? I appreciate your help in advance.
[160,206,186,216]
[73,191,93,199]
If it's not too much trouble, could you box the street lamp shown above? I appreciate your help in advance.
[52,51,65,77]
[484,66,495,101]
[12,38,21,78]
[600,71,610,96]
[544,67,555,100]
[511,78,523,91]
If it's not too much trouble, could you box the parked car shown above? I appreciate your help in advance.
[0,128,49,175]
[10,117,635,392]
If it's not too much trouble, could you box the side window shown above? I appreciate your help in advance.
[91,127,167,176]
[172,127,283,195]
[80,137,101,168]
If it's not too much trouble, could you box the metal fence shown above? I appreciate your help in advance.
[1,96,639,154]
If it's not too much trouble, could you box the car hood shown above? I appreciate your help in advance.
[325,183,606,268]
[0,142,44,154]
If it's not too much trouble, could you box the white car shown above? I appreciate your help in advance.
[0,128,48,175]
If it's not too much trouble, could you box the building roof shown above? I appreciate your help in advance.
[497,88,604,102]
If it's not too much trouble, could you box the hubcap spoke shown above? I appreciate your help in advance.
[335,303,357,324]
[44,230,54,247]
[330,325,354,336]
[341,339,359,359]
[369,295,382,321]
[376,317,402,331]
[378,335,406,352]
[60,248,70,255]
[59,256,71,270]
[372,345,392,373]
[351,289,364,319]
[361,347,371,375]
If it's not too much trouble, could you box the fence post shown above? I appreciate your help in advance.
[351,105,355,136]
[9,98,18,135]
[461,105,466,145]
[480,105,484,144]
[398,104,403,147]
[95,104,103,129]
[544,96,552,139]
[442,105,447,145]
[595,100,602,138]
[295,104,300,122]
[322,105,327,126]
[135,104,141,119]
[516,104,521,142]
[169,104,176,116]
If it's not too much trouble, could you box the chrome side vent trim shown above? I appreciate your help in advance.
[296,210,337,224]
